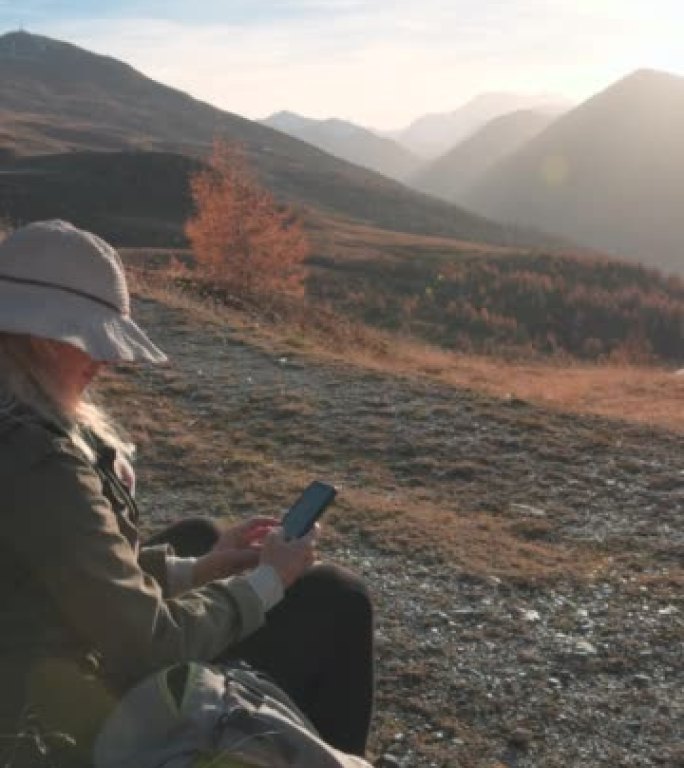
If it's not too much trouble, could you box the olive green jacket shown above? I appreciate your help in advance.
[0,410,265,751]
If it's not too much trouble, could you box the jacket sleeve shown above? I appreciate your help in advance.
[6,444,265,688]
[137,545,172,594]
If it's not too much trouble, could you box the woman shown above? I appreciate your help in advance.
[0,220,374,767]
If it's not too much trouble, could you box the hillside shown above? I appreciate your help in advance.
[304,217,683,364]
[0,30,549,250]
[465,69,684,275]
[100,283,683,768]
[261,111,421,181]
[410,110,556,203]
[387,93,569,157]
[0,151,199,245]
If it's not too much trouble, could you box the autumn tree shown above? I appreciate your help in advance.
[185,142,309,296]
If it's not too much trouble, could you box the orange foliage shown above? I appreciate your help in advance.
[185,142,309,296]
[311,251,684,363]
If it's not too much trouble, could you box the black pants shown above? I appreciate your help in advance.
[145,518,374,756]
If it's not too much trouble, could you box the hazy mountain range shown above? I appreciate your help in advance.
[409,109,557,203]
[269,76,684,276]
[261,111,421,182]
[0,30,546,250]
[0,30,682,276]
[464,69,684,275]
[384,92,570,157]
[262,95,569,179]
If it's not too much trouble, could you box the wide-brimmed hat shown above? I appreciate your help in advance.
[0,220,167,363]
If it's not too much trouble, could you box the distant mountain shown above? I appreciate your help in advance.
[0,31,551,249]
[465,69,684,275]
[409,110,557,203]
[388,93,569,158]
[261,111,421,181]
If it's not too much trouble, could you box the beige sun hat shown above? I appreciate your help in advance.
[0,220,167,363]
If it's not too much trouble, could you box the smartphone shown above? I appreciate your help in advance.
[281,481,337,540]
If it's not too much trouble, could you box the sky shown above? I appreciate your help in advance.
[1,0,683,129]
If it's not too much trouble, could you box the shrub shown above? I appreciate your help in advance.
[185,142,309,297]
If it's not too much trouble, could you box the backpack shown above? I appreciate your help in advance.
[93,662,372,768]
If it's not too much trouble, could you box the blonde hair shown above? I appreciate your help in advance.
[0,332,133,462]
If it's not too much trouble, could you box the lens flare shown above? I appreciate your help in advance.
[541,154,570,186]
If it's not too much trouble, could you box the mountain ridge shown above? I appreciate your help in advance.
[261,110,421,181]
[409,109,557,203]
[386,92,570,157]
[0,30,553,250]
[464,67,684,275]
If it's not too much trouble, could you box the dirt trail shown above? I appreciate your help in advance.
[110,295,683,768]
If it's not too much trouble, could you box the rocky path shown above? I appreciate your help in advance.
[115,295,682,768]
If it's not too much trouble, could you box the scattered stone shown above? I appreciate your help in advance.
[374,754,403,768]
[521,609,541,622]
[517,648,544,664]
[508,728,534,749]
[573,639,598,655]
[633,674,652,688]
[510,503,547,517]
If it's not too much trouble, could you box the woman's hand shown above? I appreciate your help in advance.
[259,526,319,589]
[192,516,281,588]
[212,516,280,553]
[193,516,318,589]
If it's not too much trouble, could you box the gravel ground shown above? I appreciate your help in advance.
[334,543,682,767]
[111,295,682,768]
